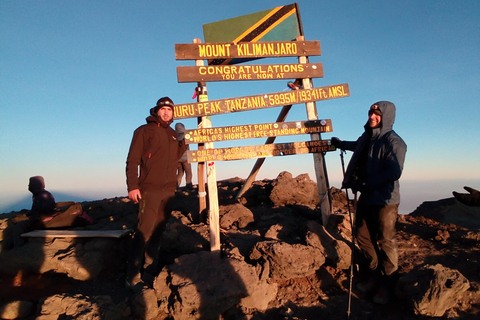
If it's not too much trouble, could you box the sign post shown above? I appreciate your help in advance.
[175,3,350,249]
[193,38,220,253]
[298,35,332,224]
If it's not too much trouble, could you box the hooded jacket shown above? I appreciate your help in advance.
[126,109,186,192]
[175,122,189,163]
[28,176,56,220]
[341,101,407,205]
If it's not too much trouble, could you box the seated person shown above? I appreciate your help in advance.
[5,176,92,249]
[28,176,56,228]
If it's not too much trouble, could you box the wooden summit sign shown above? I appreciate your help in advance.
[185,119,333,144]
[187,139,337,162]
[175,40,321,60]
[174,83,349,119]
[177,62,323,82]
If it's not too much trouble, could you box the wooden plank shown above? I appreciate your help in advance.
[177,62,323,83]
[174,83,349,119]
[185,119,332,144]
[187,140,336,162]
[22,229,133,238]
[175,40,321,60]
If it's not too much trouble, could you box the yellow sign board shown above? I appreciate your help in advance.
[187,140,336,162]
[185,119,332,144]
[174,83,349,119]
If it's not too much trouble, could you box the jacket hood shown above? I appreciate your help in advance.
[365,101,396,136]
[175,123,185,140]
[28,176,45,194]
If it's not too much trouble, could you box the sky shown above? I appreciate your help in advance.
[1,0,479,215]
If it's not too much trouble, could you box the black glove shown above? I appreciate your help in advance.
[331,137,342,149]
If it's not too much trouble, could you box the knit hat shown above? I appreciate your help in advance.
[150,97,175,116]
[156,96,174,109]
[369,103,382,116]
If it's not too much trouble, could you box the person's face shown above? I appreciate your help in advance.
[157,107,173,122]
[368,111,382,128]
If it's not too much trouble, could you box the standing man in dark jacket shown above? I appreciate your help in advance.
[332,101,407,304]
[125,97,186,288]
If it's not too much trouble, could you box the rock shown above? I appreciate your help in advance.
[131,287,161,320]
[153,250,277,319]
[37,294,125,320]
[0,236,122,280]
[269,172,319,207]
[219,203,254,229]
[410,197,480,230]
[161,211,211,262]
[250,240,325,279]
[0,300,34,319]
[306,220,351,270]
[397,263,470,317]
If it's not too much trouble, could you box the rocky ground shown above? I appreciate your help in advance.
[0,172,479,320]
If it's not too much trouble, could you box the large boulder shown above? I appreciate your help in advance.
[397,263,470,317]
[219,203,254,230]
[153,250,277,320]
[0,300,34,320]
[131,287,162,320]
[269,172,319,207]
[36,294,126,320]
[250,240,325,279]
[0,237,123,280]
[306,220,352,270]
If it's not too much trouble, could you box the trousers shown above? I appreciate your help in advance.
[177,161,192,187]
[355,202,399,276]
[127,188,175,279]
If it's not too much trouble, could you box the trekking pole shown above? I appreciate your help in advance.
[340,150,356,319]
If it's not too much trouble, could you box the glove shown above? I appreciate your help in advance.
[331,137,342,149]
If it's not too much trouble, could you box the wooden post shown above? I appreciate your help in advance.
[193,38,221,253]
[194,39,207,216]
[297,36,331,225]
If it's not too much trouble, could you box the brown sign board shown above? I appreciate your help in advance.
[174,83,349,119]
[175,41,321,60]
[187,140,336,162]
[185,119,333,144]
[177,63,323,83]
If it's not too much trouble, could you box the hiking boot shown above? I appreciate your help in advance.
[356,277,379,294]
[373,285,393,304]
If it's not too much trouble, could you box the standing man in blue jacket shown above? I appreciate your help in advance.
[332,101,407,304]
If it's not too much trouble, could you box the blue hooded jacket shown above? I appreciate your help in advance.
[341,101,407,205]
